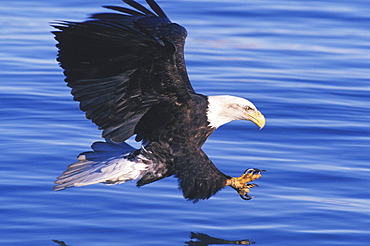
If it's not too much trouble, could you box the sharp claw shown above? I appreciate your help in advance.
[244,168,254,174]
[240,194,254,200]
[244,168,266,175]
[248,183,259,188]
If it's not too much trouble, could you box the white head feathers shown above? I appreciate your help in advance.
[206,95,263,129]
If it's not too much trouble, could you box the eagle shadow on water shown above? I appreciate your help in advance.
[52,0,266,202]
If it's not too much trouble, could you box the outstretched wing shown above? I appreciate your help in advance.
[53,0,195,143]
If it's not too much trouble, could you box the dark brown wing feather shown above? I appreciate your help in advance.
[53,0,194,143]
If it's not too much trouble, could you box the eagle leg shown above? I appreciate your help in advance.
[225,168,265,200]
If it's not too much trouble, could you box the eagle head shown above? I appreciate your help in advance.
[206,95,265,129]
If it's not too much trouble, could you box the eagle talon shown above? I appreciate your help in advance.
[226,168,265,200]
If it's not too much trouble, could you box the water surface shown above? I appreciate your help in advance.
[1,0,369,245]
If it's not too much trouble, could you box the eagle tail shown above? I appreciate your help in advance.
[54,140,148,191]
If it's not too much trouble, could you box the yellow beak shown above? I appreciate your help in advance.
[247,110,265,129]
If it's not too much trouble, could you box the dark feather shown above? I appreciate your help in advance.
[102,6,146,17]
[54,0,193,143]
[121,0,156,16]
[146,0,169,19]
[175,149,230,202]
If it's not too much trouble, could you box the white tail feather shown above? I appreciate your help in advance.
[54,154,149,190]
[54,141,149,191]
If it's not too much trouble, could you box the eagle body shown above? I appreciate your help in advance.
[53,0,265,202]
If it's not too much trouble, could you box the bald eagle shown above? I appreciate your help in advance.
[53,0,266,202]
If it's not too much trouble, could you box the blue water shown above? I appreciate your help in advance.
[1,0,369,245]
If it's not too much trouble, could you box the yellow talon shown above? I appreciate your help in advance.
[225,168,265,200]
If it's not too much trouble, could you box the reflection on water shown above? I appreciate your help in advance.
[53,240,69,246]
[185,232,255,245]
[53,232,255,246]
